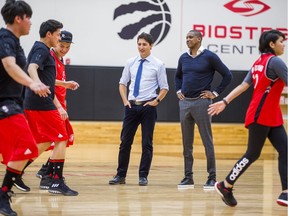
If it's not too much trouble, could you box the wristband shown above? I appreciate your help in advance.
[222,98,228,106]
[212,91,219,97]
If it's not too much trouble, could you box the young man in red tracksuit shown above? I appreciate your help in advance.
[21,20,78,196]
[35,30,79,179]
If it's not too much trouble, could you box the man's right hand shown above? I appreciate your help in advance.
[29,82,51,97]
[177,92,185,100]
[124,100,131,108]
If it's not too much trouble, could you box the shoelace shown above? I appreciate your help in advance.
[53,179,69,190]
[18,177,25,183]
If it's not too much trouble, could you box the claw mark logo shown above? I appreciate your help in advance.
[113,0,171,45]
[224,0,270,17]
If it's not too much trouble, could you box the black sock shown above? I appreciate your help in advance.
[44,158,50,167]
[1,167,21,192]
[45,159,54,177]
[53,160,65,179]
[23,159,34,173]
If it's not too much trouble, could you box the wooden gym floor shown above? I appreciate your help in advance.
[0,121,287,216]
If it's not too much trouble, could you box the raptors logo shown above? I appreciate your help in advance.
[224,0,270,17]
[113,0,171,45]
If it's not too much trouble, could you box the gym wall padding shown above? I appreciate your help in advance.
[66,65,252,123]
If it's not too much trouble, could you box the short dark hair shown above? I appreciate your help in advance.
[137,32,154,45]
[259,30,285,54]
[189,30,203,40]
[1,0,32,24]
[39,19,63,38]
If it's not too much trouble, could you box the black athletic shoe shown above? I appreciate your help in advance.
[36,164,47,179]
[40,175,52,190]
[177,177,194,189]
[277,192,288,207]
[215,181,237,207]
[13,175,30,192]
[48,178,78,196]
[139,177,148,186]
[0,190,17,216]
[203,178,216,190]
[109,175,126,185]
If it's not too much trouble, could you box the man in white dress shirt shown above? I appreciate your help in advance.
[109,32,169,186]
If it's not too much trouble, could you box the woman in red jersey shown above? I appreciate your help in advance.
[208,29,287,207]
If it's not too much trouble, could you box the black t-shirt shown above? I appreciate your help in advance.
[24,41,56,110]
[0,28,26,106]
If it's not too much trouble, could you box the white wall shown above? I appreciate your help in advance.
[0,0,287,70]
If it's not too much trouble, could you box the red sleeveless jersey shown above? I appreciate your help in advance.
[245,53,285,127]
[50,50,67,110]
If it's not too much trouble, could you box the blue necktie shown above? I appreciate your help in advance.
[133,59,145,97]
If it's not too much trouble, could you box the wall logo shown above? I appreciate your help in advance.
[113,0,171,45]
[224,0,270,17]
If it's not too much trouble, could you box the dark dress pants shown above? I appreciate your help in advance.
[116,104,157,178]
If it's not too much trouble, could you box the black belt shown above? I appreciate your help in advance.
[129,98,155,106]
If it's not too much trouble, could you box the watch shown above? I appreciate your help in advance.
[156,98,161,103]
